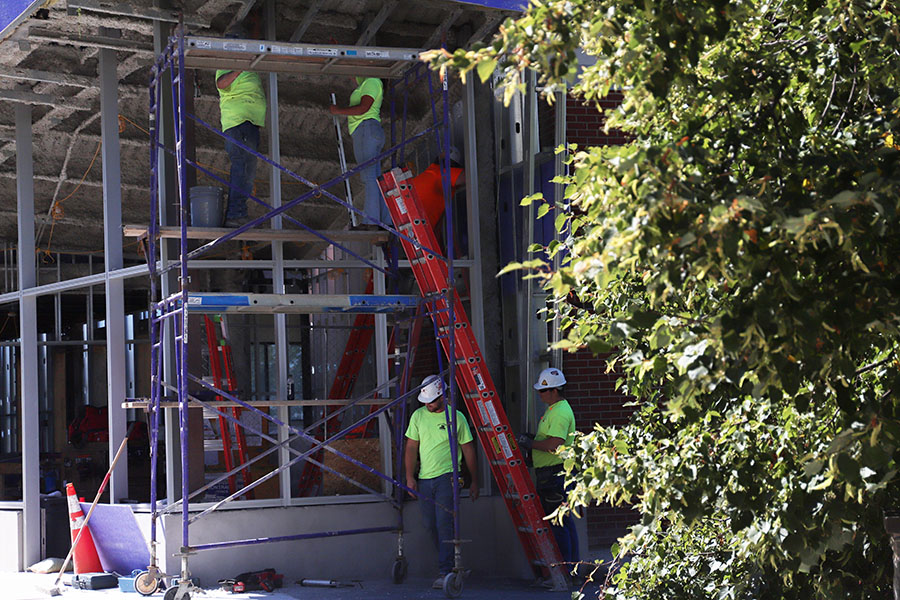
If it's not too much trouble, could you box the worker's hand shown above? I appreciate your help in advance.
[469,484,479,502]
[517,433,534,451]
[329,105,341,116]
[406,478,418,498]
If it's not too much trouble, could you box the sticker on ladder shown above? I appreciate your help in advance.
[484,400,500,427]
[395,195,407,215]
[471,367,486,391]
[497,433,513,459]
[475,401,489,425]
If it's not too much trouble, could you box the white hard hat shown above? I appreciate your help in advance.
[418,374,444,403]
[533,367,566,390]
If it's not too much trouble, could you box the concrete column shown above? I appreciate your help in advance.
[16,101,41,567]
[100,30,128,502]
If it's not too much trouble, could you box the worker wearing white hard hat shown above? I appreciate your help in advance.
[405,374,479,588]
[517,367,580,566]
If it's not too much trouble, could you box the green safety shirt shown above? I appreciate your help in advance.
[532,399,575,469]
[216,70,267,132]
[405,406,473,480]
[347,77,383,135]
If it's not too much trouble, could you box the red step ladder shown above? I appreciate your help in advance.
[203,315,254,499]
[379,167,567,588]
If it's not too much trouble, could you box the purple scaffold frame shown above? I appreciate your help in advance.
[144,22,464,585]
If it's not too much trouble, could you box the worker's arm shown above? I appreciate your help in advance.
[329,94,374,116]
[530,436,564,453]
[460,441,479,501]
[217,70,242,89]
[404,437,419,497]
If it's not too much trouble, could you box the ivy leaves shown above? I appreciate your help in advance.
[426,0,900,597]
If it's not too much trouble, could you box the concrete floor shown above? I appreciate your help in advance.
[2,571,602,600]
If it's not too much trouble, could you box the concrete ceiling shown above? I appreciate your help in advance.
[0,0,509,263]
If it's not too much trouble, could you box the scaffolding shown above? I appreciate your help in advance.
[131,19,565,600]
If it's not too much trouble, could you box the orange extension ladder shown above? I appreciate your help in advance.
[379,166,567,588]
[203,315,254,499]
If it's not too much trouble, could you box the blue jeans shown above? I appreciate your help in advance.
[418,473,454,575]
[350,119,388,226]
[536,466,580,566]
[224,121,260,219]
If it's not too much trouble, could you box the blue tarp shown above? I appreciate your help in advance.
[450,0,527,11]
[1,0,44,42]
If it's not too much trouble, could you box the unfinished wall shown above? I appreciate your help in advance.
[144,496,577,583]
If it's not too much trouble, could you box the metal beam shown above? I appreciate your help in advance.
[226,0,263,35]
[67,0,210,27]
[289,0,323,43]
[462,78,485,351]
[355,0,399,46]
[465,15,501,48]
[423,7,463,49]
[265,0,291,504]
[28,27,154,55]
[0,88,90,110]
[0,67,95,88]
[15,100,40,568]
[100,30,128,502]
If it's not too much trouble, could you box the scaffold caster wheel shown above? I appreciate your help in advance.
[442,572,463,598]
[134,571,160,596]
[164,585,190,600]
[391,557,408,583]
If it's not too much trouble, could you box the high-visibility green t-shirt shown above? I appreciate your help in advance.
[405,406,473,480]
[216,70,266,131]
[347,77,383,135]
[532,399,576,469]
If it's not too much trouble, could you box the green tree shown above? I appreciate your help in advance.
[428,0,900,597]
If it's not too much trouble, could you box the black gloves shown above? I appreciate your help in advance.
[517,432,535,451]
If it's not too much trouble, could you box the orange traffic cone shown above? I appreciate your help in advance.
[66,483,103,574]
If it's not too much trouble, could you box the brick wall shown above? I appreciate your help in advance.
[562,90,639,548]
[565,92,629,148]
[563,349,638,548]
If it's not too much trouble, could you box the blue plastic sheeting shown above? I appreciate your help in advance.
[79,503,151,575]
[450,0,527,10]
[0,0,43,42]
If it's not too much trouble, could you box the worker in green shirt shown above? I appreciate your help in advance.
[216,23,266,228]
[330,76,386,229]
[517,367,580,567]
[404,374,479,588]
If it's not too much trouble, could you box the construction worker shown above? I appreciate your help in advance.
[410,145,465,229]
[404,374,479,588]
[330,76,386,229]
[517,367,580,567]
[216,21,266,228]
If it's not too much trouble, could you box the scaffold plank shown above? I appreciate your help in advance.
[183,293,417,314]
[123,398,390,409]
[124,224,390,243]
[182,36,421,78]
